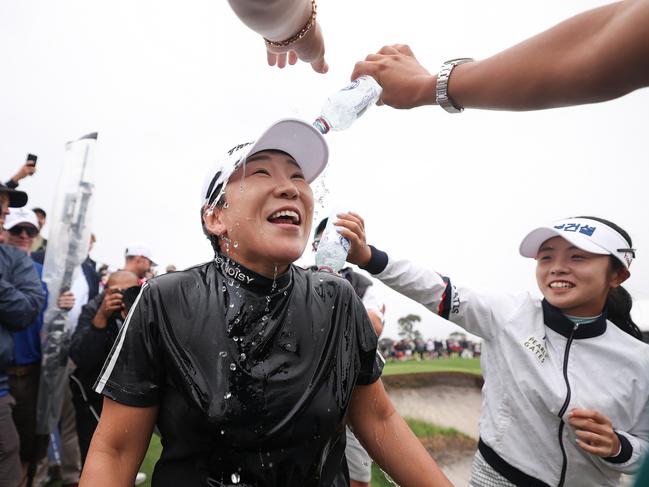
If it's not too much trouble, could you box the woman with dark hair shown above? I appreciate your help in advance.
[78,120,452,487]
[338,213,649,487]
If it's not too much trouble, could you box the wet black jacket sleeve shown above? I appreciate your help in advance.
[94,283,163,407]
[0,245,46,331]
[70,292,118,372]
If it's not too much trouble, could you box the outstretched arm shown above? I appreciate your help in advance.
[351,0,649,110]
[349,380,453,487]
[227,0,327,73]
[79,398,157,487]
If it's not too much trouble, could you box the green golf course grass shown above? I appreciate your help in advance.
[382,357,481,376]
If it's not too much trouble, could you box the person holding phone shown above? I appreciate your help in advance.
[5,154,37,190]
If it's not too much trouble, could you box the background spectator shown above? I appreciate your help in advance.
[3,208,74,487]
[0,184,46,487]
[30,208,47,253]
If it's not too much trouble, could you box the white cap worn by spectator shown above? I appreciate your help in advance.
[125,243,157,266]
[3,208,39,230]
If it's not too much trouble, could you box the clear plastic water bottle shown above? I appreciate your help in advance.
[313,75,382,134]
[315,212,350,273]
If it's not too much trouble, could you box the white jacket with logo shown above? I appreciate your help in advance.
[365,248,649,487]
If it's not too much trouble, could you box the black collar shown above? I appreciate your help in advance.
[213,252,292,294]
[542,299,607,339]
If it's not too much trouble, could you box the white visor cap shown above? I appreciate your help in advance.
[519,217,635,268]
[201,118,328,209]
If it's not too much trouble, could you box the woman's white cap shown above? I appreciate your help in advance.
[519,217,635,268]
[201,118,328,208]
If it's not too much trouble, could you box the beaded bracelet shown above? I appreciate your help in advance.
[264,0,317,48]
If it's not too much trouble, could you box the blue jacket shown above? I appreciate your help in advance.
[12,262,48,366]
[0,245,46,395]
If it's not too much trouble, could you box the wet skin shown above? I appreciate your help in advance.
[204,150,314,278]
[535,236,628,317]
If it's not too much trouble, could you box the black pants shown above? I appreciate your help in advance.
[8,363,49,465]
[69,377,101,465]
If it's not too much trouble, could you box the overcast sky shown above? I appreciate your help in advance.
[1,0,647,340]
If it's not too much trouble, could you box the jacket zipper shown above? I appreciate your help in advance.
[557,323,579,487]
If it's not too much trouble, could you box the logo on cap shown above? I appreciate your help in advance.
[553,223,596,236]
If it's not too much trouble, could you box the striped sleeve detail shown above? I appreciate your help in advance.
[437,275,453,320]
[94,283,147,394]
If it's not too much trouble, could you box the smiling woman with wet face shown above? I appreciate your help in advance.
[78,119,452,487]
[337,213,649,487]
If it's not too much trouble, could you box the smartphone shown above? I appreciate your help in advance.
[27,153,38,166]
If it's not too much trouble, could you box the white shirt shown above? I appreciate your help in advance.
[373,251,649,486]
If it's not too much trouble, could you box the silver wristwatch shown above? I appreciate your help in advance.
[436,58,474,113]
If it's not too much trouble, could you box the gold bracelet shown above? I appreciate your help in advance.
[264,0,317,48]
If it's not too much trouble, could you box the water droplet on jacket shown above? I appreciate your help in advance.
[231,472,240,484]
[233,336,239,342]
[229,303,234,308]
[240,353,246,360]
[229,363,236,371]
[283,291,287,296]
[219,351,227,358]
[224,392,232,399]
[220,429,225,435]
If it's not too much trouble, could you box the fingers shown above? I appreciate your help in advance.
[377,45,400,55]
[266,50,290,69]
[392,43,415,56]
[575,429,604,444]
[364,53,384,62]
[351,60,380,82]
[335,214,365,237]
[569,409,610,425]
[377,44,414,56]
[568,417,609,436]
[310,55,328,74]
[288,50,298,66]
[346,211,366,228]
[574,430,617,457]
[569,408,619,457]
[576,438,611,456]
